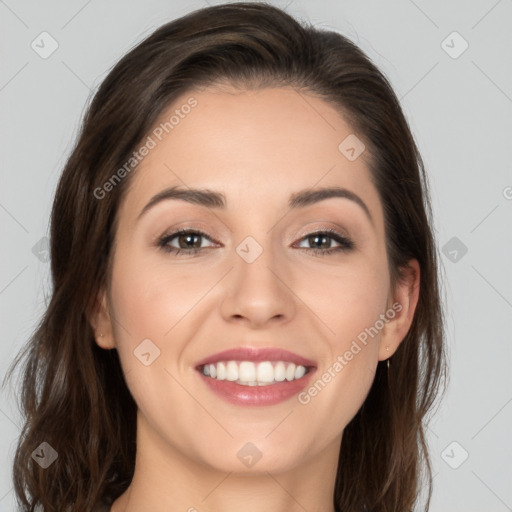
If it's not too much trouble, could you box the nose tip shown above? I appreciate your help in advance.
[220,255,296,328]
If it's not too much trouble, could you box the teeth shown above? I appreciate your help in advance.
[239,361,256,382]
[285,363,296,381]
[216,361,226,380]
[201,360,309,385]
[274,361,286,382]
[295,365,306,379]
[226,361,238,381]
[256,361,274,383]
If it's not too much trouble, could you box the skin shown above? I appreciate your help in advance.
[91,85,420,512]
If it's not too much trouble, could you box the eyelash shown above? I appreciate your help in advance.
[156,228,354,257]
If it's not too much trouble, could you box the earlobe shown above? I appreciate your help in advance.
[88,289,116,350]
[379,259,420,360]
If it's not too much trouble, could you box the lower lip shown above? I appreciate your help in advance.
[197,369,316,406]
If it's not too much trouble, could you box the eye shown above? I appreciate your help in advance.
[157,229,217,256]
[293,228,354,256]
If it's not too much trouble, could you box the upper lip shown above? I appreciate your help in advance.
[195,347,317,369]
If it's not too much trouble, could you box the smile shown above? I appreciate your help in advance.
[195,347,317,406]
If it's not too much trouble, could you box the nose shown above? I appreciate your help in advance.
[219,243,297,329]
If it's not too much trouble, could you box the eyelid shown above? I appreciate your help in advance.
[293,223,350,242]
[153,223,219,242]
[290,220,354,247]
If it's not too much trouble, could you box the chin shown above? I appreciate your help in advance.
[193,440,308,475]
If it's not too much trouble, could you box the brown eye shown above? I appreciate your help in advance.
[294,229,354,255]
[306,233,332,250]
[176,232,202,249]
[157,229,216,255]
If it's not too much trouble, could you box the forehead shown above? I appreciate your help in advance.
[118,85,381,225]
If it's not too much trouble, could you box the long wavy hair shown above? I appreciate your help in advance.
[3,2,447,511]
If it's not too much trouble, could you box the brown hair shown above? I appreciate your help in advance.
[3,2,447,511]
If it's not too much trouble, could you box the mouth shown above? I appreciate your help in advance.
[195,347,317,406]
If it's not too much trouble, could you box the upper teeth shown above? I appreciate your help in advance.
[201,361,308,386]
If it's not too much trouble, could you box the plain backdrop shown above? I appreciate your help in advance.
[1,1,511,510]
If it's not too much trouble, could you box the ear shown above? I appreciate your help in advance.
[379,259,420,361]
[88,288,116,350]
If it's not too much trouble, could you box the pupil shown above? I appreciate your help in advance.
[180,234,200,248]
[310,234,328,249]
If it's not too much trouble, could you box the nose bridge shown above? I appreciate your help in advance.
[219,230,296,326]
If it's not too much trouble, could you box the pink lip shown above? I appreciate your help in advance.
[198,370,317,406]
[195,347,317,369]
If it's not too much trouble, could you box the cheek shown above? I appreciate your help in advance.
[107,252,215,418]
[299,251,390,346]
[294,252,389,418]
[110,248,212,338]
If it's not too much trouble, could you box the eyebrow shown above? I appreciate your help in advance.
[137,185,373,224]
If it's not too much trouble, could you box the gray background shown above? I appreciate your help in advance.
[1,0,511,510]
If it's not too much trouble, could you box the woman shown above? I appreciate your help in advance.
[4,2,447,511]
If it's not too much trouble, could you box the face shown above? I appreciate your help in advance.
[93,85,417,475]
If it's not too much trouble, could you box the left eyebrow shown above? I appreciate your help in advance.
[137,185,373,225]
[288,186,373,225]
